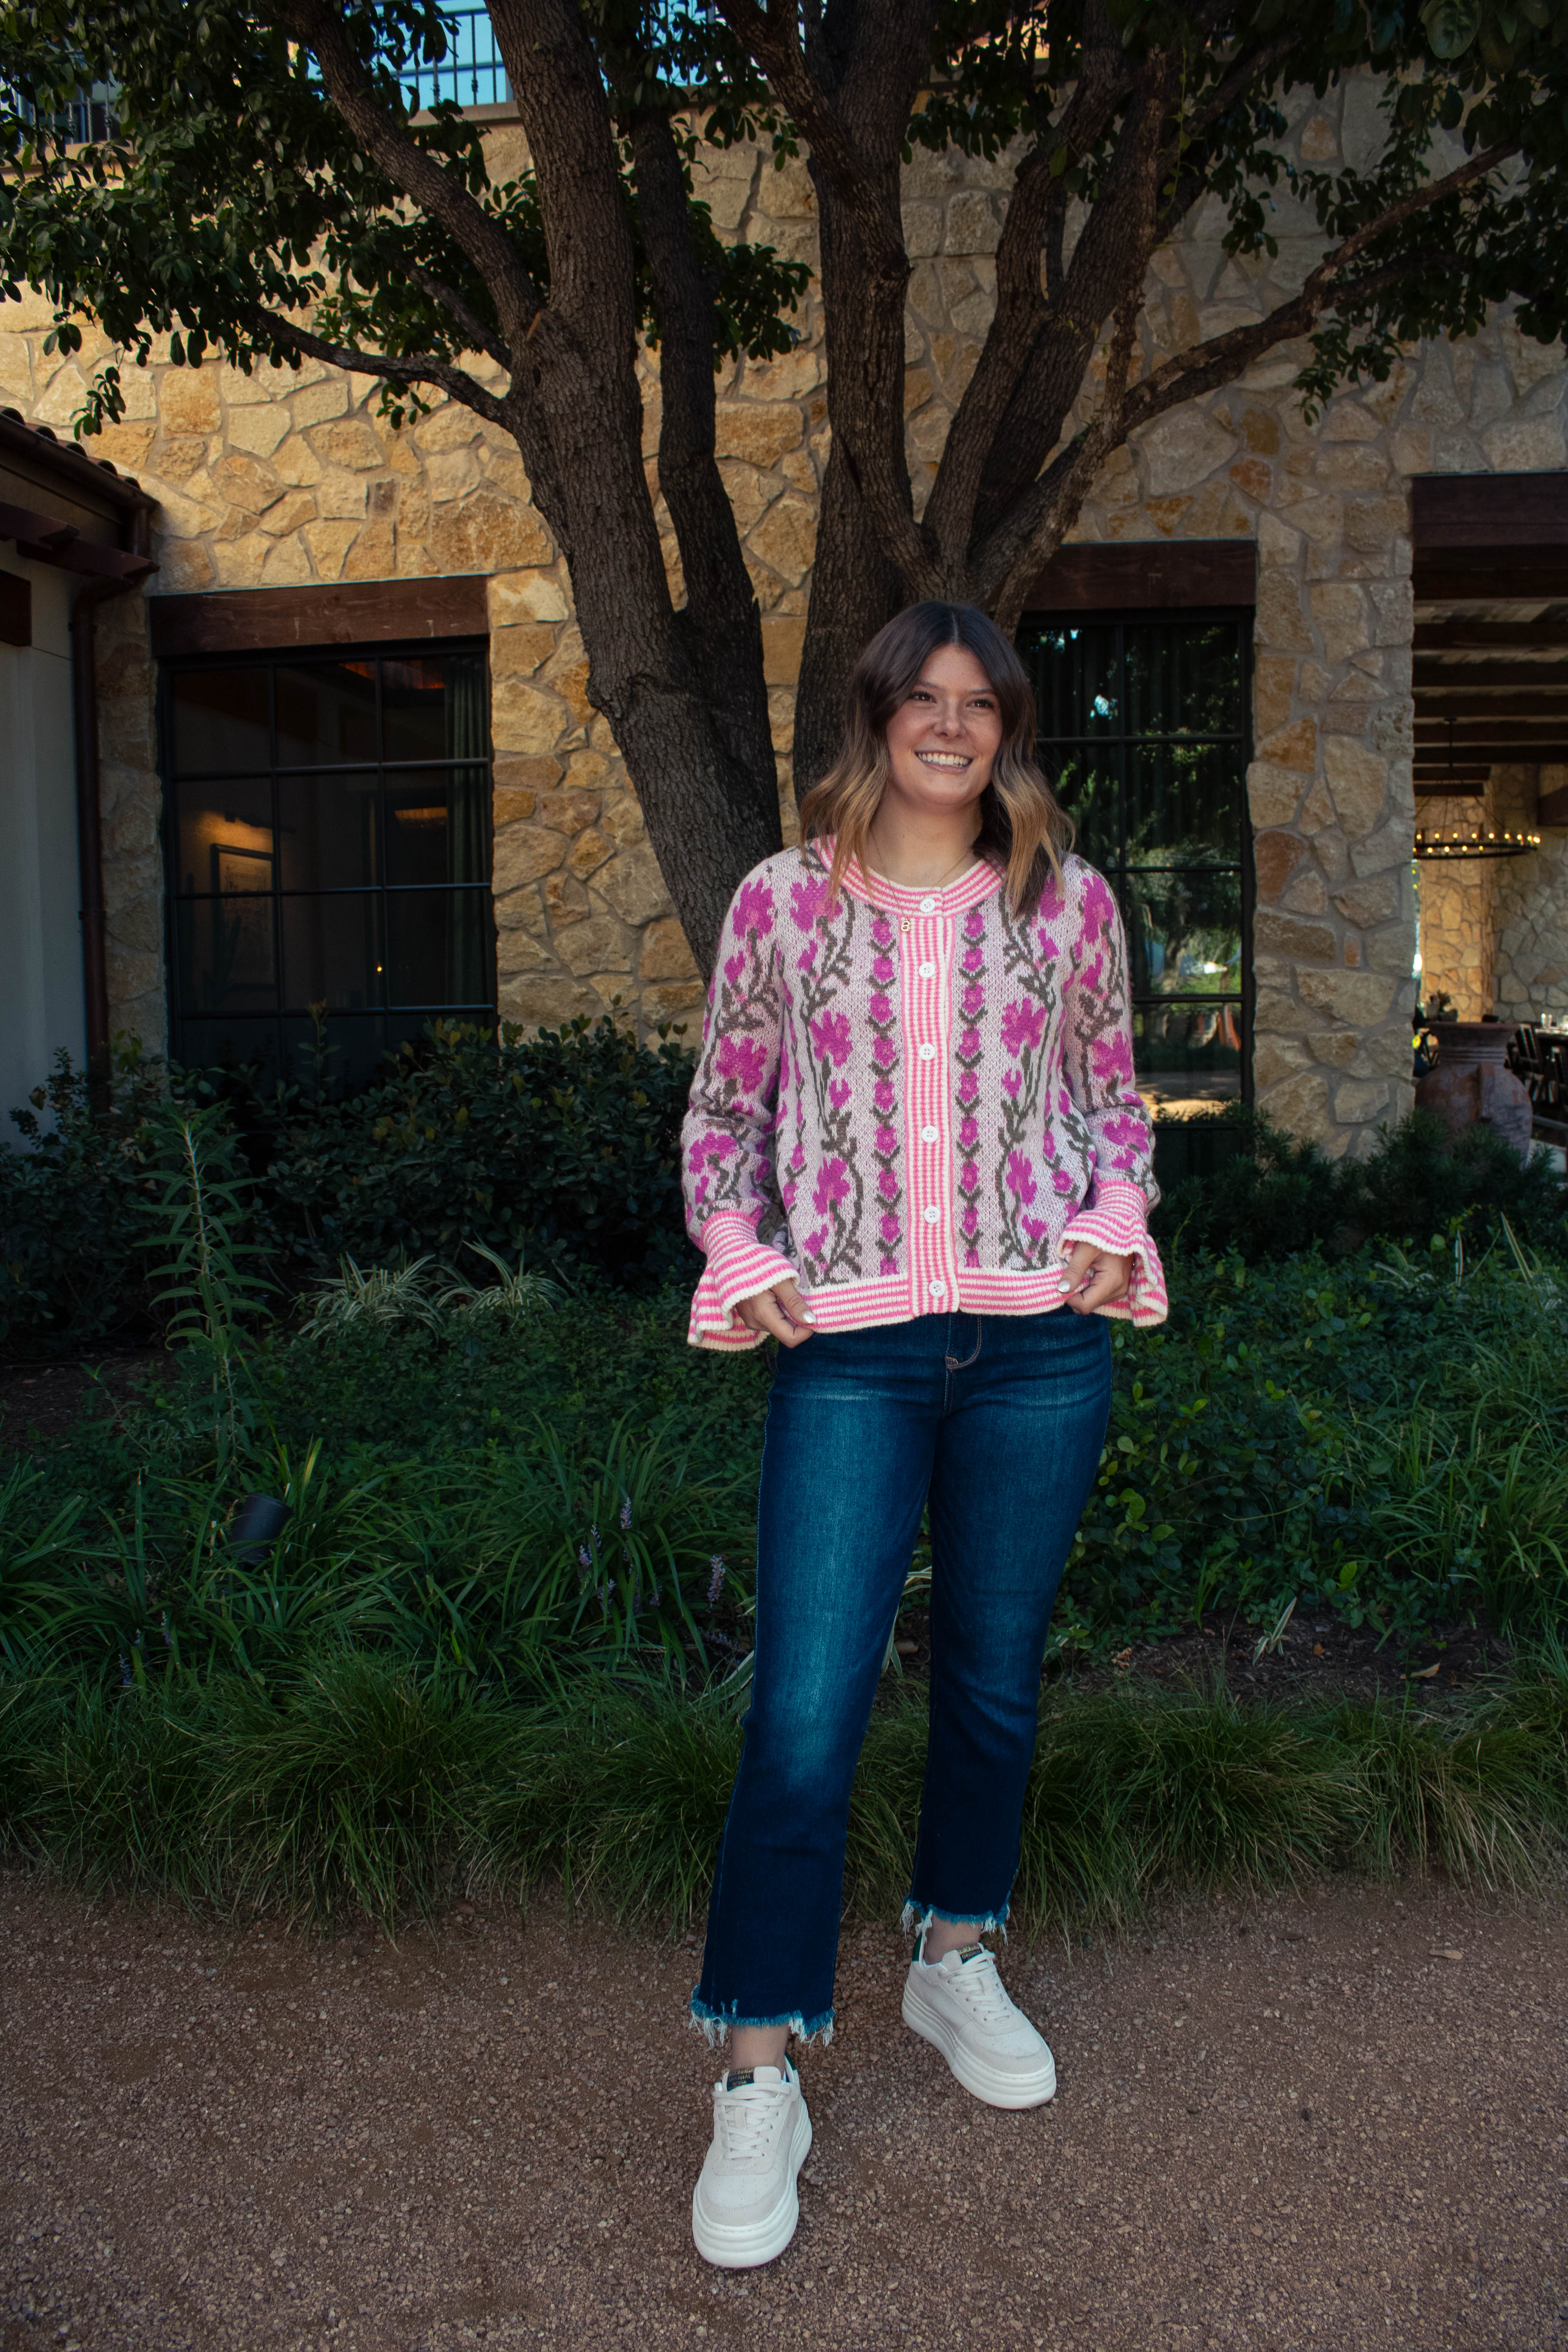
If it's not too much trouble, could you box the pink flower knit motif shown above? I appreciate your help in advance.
[993,896,1070,1265]
[794,885,864,1283]
[867,909,904,1274]
[686,875,776,1223]
[1064,872,1152,1177]
[955,903,988,1267]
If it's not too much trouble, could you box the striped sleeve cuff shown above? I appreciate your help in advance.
[1061,1179,1169,1328]
[687,1210,800,1352]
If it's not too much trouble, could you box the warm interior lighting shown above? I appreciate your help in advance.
[1413,828,1541,861]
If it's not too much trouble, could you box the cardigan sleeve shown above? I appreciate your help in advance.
[681,865,797,1350]
[1057,866,1169,1327]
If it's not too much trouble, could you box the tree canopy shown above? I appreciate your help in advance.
[2,0,1566,967]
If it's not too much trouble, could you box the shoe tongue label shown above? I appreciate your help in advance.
[724,2068,756,2092]
[956,1944,986,1963]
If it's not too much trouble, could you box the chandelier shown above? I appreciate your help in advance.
[1413,828,1541,860]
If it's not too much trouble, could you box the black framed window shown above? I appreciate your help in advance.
[160,642,495,1088]
[1018,612,1253,1110]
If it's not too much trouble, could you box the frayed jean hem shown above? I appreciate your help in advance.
[688,1992,835,2050]
[901,1898,1010,1944]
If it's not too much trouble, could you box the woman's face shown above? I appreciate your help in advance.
[881,641,1004,823]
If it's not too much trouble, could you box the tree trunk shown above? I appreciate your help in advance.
[485,0,781,978]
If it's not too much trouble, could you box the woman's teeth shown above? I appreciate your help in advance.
[918,750,969,769]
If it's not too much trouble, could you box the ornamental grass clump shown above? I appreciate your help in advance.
[3,1654,1563,1938]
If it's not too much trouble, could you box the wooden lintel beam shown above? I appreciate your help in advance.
[1414,661,1568,688]
[1414,619,1568,650]
[1414,744,1568,764]
[1414,692,1568,719]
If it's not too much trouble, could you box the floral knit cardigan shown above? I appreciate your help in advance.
[681,840,1168,1350]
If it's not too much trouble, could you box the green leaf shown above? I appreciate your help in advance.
[1420,0,1482,53]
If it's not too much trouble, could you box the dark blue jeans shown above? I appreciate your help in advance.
[692,1308,1112,2045]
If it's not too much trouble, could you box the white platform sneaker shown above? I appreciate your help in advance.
[691,2060,813,2269]
[902,1942,1057,2109]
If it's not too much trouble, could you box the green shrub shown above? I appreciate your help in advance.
[1152,1107,1568,1266]
[250,1015,699,1292]
[0,1044,165,1356]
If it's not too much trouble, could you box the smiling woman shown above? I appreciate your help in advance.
[799,603,1074,922]
[675,601,1168,2274]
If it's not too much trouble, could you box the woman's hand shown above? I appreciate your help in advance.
[1062,1240,1134,1314]
[735,1280,816,1347]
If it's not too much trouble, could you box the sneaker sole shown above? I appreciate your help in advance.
[901,1978,1057,2110]
[691,2101,814,2269]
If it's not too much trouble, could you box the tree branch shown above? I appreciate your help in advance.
[402,263,514,372]
[245,307,509,422]
[922,0,1134,576]
[265,0,543,350]
[708,0,902,260]
[976,138,1518,609]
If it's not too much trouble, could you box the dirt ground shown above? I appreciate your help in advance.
[3,1874,1565,2352]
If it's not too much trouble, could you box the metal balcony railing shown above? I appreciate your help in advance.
[401,8,510,111]
[2,79,115,143]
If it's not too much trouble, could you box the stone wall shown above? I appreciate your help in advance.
[1490,765,1568,1027]
[1414,795,1494,1018]
[2,77,1566,1151]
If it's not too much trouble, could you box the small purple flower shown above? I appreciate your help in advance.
[829,1077,851,1111]
[813,1157,851,1213]
[869,992,892,1025]
[878,1167,899,1200]
[1007,1150,1038,1207]
[875,1123,897,1154]
[962,984,984,1017]
[724,950,745,986]
[619,1493,632,1532]
[958,1115,979,1151]
[733,877,775,939]
[811,1010,853,1069]
[717,1033,769,1098]
[872,955,895,986]
[880,1212,901,1245]
[1001,999,1047,1058]
[708,1555,727,1607]
[790,874,831,932]
[119,1657,132,1690]
[874,1078,895,1114]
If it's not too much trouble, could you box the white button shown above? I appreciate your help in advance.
[928,1278,946,1296]
[923,1205,940,1225]
[918,961,935,979]
[920,1123,938,1143]
[919,895,936,914]
[918,1043,936,1062]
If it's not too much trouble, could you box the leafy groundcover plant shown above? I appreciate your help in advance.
[3,1192,1568,1931]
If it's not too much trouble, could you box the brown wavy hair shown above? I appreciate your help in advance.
[798,601,1073,920]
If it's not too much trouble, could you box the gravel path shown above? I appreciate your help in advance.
[3,1872,1565,2352]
